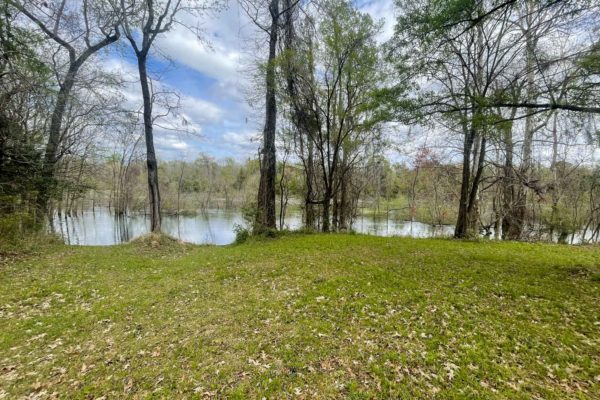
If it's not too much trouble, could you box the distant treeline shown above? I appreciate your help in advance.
[44,152,599,243]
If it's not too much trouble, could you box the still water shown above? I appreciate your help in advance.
[51,208,455,245]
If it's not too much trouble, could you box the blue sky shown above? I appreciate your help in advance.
[103,0,396,162]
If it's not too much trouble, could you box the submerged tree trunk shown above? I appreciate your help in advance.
[137,54,161,232]
[255,0,279,232]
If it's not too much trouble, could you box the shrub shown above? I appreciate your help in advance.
[233,224,250,244]
[0,212,43,244]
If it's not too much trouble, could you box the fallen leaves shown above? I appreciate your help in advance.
[444,362,459,381]
[0,236,598,398]
[123,377,134,394]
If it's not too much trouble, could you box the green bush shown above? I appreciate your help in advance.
[233,224,250,244]
[241,202,257,227]
[0,212,42,243]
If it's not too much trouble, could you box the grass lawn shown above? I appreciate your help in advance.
[0,234,598,399]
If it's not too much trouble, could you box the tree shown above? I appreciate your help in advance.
[281,5,318,229]
[120,0,220,232]
[240,0,288,232]
[281,0,384,232]
[391,0,518,237]
[0,2,49,223]
[255,0,279,232]
[11,0,121,212]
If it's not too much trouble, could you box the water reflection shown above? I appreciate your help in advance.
[51,208,455,246]
[353,215,455,238]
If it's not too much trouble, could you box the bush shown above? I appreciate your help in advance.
[259,227,279,239]
[0,212,43,244]
[233,224,250,244]
[241,202,257,227]
[0,215,61,256]
[234,225,284,244]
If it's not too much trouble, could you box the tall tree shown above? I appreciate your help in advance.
[280,0,318,229]
[11,0,121,212]
[256,0,279,231]
[240,0,289,232]
[391,0,531,237]
[282,0,384,232]
[120,0,219,232]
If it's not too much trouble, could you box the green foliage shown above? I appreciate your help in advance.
[0,211,60,254]
[241,201,258,227]
[233,224,250,244]
[369,86,423,125]
[0,210,41,241]
[577,42,600,75]
[0,2,51,218]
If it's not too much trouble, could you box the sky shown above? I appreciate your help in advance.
[102,0,396,162]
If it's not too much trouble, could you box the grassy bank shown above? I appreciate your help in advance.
[0,235,598,399]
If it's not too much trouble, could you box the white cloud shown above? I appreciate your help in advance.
[155,134,190,151]
[154,4,256,101]
[157,29,242,83]
[180,95,223,125]
[101,57,224,131]
[357,0,396,42]
[219,130,260,156]
[222,130,259,146]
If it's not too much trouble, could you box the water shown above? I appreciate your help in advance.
[50,208,455,246]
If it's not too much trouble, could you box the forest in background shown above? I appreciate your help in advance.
[28,151,600,243]
[1,0,599,243]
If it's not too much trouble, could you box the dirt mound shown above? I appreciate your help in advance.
[129,233,190,251]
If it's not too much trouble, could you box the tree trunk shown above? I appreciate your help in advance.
[322,189,331,233]
[332,190,339,231]
[137,55,162,232]
[502,124,522,240]
[305,140,315,229]
[339,169,349,231]
[509,12,537,240]
[37,65,78,211]
[278,157,287,230]
[255,0,279,232]
[467,136,486,234]
[455,125,474,238]
[549,114,560,238]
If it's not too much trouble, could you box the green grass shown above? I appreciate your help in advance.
[0,234,598,399]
